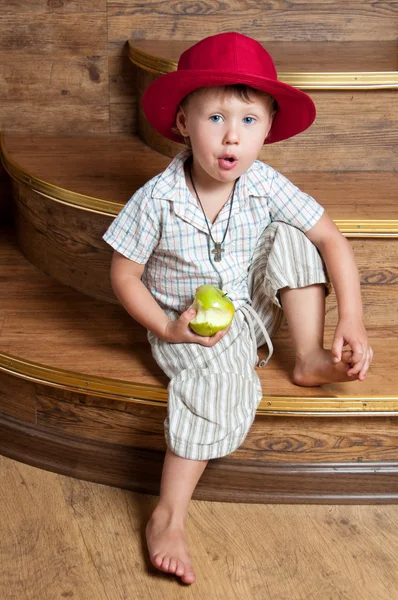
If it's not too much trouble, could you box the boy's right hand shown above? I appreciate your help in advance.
[161,308,230,347]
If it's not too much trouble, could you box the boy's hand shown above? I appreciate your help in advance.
[162,308,230,346]
[332,316,373,381]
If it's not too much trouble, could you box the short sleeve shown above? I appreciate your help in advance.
[102,186,161,264]
[268,170,324,232]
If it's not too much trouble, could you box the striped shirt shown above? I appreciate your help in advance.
[103,150,324,313]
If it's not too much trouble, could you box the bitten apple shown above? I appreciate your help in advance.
[189,285,235,336]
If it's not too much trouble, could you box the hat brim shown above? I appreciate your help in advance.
[142,70,316,144]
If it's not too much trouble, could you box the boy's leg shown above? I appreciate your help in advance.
[146,313,262,583]
[279,284,354,386]
[248,222,355,385]
[146,449,208,584]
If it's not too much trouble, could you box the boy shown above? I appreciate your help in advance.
[103,33,373,584]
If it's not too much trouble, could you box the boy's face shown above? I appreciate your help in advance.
[176,87,273,187]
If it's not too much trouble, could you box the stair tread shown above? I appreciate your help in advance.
[130,40,397,73]
[2,132,397,222]
[0,227,395,404]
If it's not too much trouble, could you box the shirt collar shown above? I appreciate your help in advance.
[151,150,191,205]
[239,159,266,203]
[151,150,265,207]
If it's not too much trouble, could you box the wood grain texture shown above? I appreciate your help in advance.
[0,161,12,223]
[0,372,36,424]
[1,2,396,133]
[0,14,107,55]
[109,1,398,43]
[3,407,398,503]
[137,83,398,170]
[0,227,397,399]
[32,384,398,464]
[2,133,171,205]
[0,14,109,131]
[2,0,106,13]
[1,226,398,502]
[8,181,398,322]
[13,185,116,303]
[2,133,397,212]
[4,455,398,599]
[109,54,137,133]
[130,39,398,72]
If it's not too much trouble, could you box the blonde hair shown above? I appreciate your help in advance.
[173,84,278,144]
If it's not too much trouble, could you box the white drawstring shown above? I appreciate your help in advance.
[240,303,273,368]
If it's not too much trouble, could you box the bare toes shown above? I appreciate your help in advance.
[169,558,178,573]
[152,553,163,568]
[161,556,170,571]
[182,569,196,584]
[341,350,354,364]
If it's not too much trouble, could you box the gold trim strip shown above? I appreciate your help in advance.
[0,133,124,218]
[128,43,398,90]
[281,72,398,90]
[1,352,398,415]
[2,133,398,237]
[0,352,168,406]
[128,44,177,75]
[334,220,398,237]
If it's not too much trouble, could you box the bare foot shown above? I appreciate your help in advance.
[293,349,357,387]
[146,506,196,584]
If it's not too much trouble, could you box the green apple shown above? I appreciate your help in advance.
[189,284,235,337]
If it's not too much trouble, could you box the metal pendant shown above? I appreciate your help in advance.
[212,242,224,262]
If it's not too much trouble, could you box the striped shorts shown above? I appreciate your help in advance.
[148,222,330,461]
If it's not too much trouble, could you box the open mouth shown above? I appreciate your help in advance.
[218,154,238,171]
[218,155,238,170]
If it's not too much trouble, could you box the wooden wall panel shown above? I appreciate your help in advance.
[109,55,136,133]
[2,1,106,14]
[137,88,398,170]
[0,12,109,132]
[0,1,396,133]
[108,1,398,131]
[108,1,398,43]
[261,92,397,172]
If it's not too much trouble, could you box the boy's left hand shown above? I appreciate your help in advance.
[332,316,373,381]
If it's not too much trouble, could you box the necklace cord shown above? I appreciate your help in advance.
[188,164,236,248]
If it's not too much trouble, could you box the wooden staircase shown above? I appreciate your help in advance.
[0,40,397,503]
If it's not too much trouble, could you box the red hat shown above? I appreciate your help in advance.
[142,32,316,145]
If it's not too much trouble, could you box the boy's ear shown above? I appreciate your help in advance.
[175,107,189,137]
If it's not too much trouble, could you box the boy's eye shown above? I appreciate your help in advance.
[243,116,255,124]
[210,115,222,122]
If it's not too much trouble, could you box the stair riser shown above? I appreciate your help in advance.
[1,370,398,503]
[14,182,116,304]
[12,183,398,327]
[0,163,12,223]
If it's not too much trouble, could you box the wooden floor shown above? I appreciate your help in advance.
[2,454,398,600]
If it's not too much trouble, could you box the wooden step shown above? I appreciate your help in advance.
[129,40,398,87]
[1,226,398,502]
[128,40,398,159]
[1,225,396,403]
[1,132,397,305]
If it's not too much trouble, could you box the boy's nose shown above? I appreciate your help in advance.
[223,124,239,144]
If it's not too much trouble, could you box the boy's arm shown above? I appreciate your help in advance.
[305,212,373,379]
[111,251,170,339]
[110,251,229,346]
